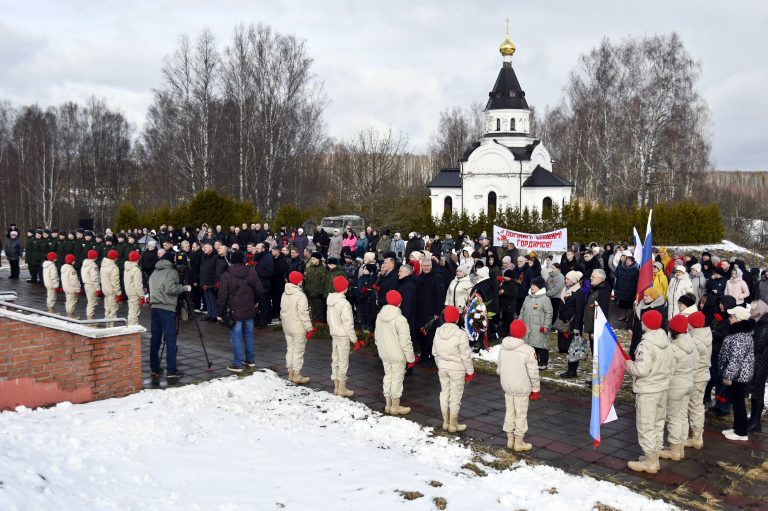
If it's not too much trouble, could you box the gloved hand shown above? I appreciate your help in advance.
[55,287,63,293]
[722,378,733,386]
[306,328,317,340]
[714,313,723,322]
[496,276,504,283]
[465,373,475,383]
[115,295,123,303]
[139,297,146,306]
[716,393,729,403]
[539,326,548,333]
[96,290,104,298]
[407,354,421,369]
[353,340,363,351]
[529,391,541,401]
[562,331,570,339]
[361,287,369,295]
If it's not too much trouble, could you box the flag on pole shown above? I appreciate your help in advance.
[590,303,629,448]
[635,210,654,302]
[632,227,643,267]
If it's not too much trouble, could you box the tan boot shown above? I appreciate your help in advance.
[384,397,392,414]
[685,430,704,449]
[507,433,514,449]
[333,379,339,395]
[293,372,310,384]
[448,414,467,433]
[48,307,55,313]
[513,436,533,452]
[338,380,354,398]
[287,369,294,382]
[442,410,449,431]
[659,443,685,460]
[628,451,659,474]
[391,398,411,415]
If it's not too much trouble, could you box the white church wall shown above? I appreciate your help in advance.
[521,187,572,214]
[429,187,462,218]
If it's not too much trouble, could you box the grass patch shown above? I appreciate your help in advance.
[396,490,423,501]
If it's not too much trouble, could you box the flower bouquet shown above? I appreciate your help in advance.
[464,291,490,352]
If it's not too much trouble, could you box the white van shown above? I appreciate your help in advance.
[320,215,365,235]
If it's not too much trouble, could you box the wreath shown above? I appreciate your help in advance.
[464,291,490,352]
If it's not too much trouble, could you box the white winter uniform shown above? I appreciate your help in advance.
[666,275,693,321]
[42,260,60,309]
[280,283,313,373]
[327,292,356,382]
[625,329,673,455]
[61,263,81,317]
[496,336,540,438]
[688,326,713,438]
[432,323,474,415]
[445,275,473,311]
[100,258,121,322]
[124,260,144,326]
[375,304,415,399]
[664,332,695,445]
[81,258,101,320]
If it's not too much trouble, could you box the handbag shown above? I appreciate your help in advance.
[567,332,589,362]
[553,313,576,333]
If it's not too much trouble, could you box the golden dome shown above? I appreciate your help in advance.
[499,34,516,57]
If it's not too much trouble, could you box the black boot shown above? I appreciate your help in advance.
[560,362,578,378]
[748,398,764,432]
[747,418,762,433]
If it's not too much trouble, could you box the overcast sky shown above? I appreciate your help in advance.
[1,0,766,170]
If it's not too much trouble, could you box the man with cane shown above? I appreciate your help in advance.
[149,248,191,385]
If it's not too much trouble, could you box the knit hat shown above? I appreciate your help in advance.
[503,269,514,279]
[642,310,663,330]
[327,257,339,266]
[727,306,751,322]
[443,305,460,324]
[386,290,402,307]
[126,251,140,263]
[457,264,472,276]
[364,263,377,274]
[691,263,702,273]
[622,250,633,257]
[565,270,583,284]
[674,265,687,274]
[677,294,696,308]
[288,271,303,285]
[669,314,689,334]
[47,252,57,261]
[530,276,546,290]
[146,240,156,249]
[510,319,527,339]
[643,287,660,300]
[332,275,348,293]
[476,266,489,280]
[688,311,706,328]
[87,249,98,260]
[653,261,664,272]
[65,254,76,265]
[230,251,245,264]
[311,251,322,260]
[107,250,119,260]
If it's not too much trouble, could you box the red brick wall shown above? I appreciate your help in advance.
[0,316,142,410]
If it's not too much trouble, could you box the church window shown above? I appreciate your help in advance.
[510,118,515,131]
[488,191,497,219]
[496,118,500,131]
[443,196,453,217]
[542,196,553,215]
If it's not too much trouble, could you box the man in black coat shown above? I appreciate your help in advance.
[270,245,289,322]
[289,247,306,274]
[312,226,330,258]
[374,254,399,310]
[253,242,273,327]
[199,243,220,321]
[414,256,445,366]
[512,256,534,315]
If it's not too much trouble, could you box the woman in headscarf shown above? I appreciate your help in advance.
[558,271,585,377]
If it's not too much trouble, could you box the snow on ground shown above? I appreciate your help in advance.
[666,239,762,257]
[0,372,674,511]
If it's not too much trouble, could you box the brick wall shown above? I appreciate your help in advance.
[0,315,143,411]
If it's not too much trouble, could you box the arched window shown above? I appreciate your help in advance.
[542,196,553,215]
[510,118,516,131]
[488,191,497,220]
[443,196,453,217]
[496,118,500,131]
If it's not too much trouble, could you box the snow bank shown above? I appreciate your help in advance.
[667,239,762,257]
[0,372,674,510]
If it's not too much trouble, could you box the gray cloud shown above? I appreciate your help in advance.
[0,0,765,169]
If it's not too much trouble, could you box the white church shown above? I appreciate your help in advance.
[428,31,573,218]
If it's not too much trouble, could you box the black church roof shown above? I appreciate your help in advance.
[485,62,529,111]
[427,168,462,188]
[522,165,574,187]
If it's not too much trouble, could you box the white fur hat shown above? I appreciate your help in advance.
[476,266,490,279]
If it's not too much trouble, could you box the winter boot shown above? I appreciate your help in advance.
[337,380,354,398]
[333,379,339,395]
[506,433,514,449]
[513,436,532,452]
[47,307,55,313]
[659,443,685,461]
[390,398,411,415]
[747,418,762,433]
[447,414,467,433]
[287,369,294,382]
[441,410,449,431]
[749,398,764,432]
[628,451,659,474]
[560,362,578,378]
[293,372,310,384]
[685,430,704,449]
[384,397,392,414]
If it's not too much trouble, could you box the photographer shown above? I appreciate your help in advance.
[149,248,192,383]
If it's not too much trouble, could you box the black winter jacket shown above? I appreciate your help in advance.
[397,275,418,329]
[415,270,445,324]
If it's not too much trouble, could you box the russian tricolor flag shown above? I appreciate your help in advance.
[590,304,629,448]
[635,210,654,302]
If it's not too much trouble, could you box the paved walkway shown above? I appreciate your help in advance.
[2,273,767,510]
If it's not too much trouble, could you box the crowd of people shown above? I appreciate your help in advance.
[2,222,767,469]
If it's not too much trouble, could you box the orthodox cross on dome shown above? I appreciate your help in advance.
[504,16,510,35]
[499,18,516,58]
